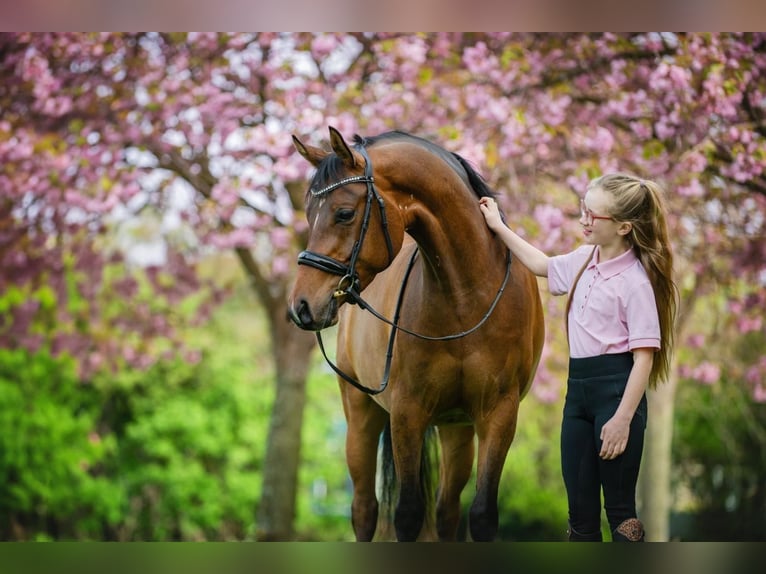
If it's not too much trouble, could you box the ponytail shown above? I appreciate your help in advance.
[590,174,679,388]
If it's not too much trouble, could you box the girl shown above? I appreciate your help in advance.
[479,174,678,542]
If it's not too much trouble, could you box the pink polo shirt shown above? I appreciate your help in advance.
[548,245,660,358]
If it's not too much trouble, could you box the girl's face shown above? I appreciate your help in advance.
[580,186,626,249]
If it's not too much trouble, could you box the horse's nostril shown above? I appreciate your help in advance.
[291,299,313,328]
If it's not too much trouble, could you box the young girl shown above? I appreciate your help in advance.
[479,174,678,542]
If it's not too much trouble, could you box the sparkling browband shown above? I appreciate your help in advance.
[310,175,374,197]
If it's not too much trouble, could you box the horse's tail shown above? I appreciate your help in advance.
[380,422,438,539]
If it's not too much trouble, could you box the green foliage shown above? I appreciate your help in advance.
[0,277,274,541]
[673,357,766,540]
[0,275,357,541]
[0,348,123,540]
[497,398,569,541]
[103,358,267,541]
[97,284,274,541]
[671,288,766,540]
[294,369,353,541]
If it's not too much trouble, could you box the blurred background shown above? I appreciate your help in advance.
[1,32,764,541]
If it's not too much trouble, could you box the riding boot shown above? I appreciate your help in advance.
[567,523,603,542]
[611,518,645,542]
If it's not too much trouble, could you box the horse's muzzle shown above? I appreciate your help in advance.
[287,297,338,331]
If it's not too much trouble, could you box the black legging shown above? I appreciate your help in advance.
[561,353,647,538]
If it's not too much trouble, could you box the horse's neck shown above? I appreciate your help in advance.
[400,191,502,297]
[380,143,503,295]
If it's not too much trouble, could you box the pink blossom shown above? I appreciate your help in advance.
[566,173,591,195]
[655,119,676,140]
[729,300,744,314]
[677,180,705,197]
[694,362,721,385]
[463,42,495,75]
[272,255,289,278]
[534,204,566,229]
[270,227,291,250]
[211,182,241,210]
[736,315,763,333]
[685,151,708,173]
[273,158,301,181]
[745,364,763,386]
[591,127,615,155]
[311,35,339,58]
[686,334,706,348]
[207,228,254,249]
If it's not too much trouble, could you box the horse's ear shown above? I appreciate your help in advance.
[328,126,362,170]
[292,134,328,167]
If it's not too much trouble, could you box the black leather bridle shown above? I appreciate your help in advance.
[296,144,511,395]
[297,146,395,302]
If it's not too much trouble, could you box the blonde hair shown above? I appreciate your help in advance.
[589,173,679,388]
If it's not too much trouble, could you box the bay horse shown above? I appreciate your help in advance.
[287,127,544,541]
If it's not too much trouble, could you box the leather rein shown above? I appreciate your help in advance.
[297,145,511,395]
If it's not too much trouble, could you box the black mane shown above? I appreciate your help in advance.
[308,130,497,201]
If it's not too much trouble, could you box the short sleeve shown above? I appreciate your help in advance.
[548,246,595,296]
[624,278,661,351]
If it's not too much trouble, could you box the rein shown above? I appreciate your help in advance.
[315,248,511,395]
[298,144,512,395]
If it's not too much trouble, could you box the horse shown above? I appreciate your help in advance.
[287,127,545,541]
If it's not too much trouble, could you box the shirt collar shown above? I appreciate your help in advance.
[587,246,638,278]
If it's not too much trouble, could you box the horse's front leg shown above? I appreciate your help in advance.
[470,394,520,541]
[436,425,475,541]
[341,385,388,541]
[390,412,431,541]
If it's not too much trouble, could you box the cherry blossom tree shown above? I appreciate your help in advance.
[2,32,763,540]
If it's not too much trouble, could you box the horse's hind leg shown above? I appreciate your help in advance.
[436,425,475,541]
[341,386,388,541]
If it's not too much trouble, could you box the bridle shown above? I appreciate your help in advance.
[297,146,396,299]
[297,144,512,395]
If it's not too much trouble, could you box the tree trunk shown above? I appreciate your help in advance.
[638,259,698,542]
[638,366,679,541]
[255,304,316,540]
[244,182,316,541]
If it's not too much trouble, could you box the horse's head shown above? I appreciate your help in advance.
[288,127,405,331]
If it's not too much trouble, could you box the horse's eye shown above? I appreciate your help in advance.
[335,208,356,224]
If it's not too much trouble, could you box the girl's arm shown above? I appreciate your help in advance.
[479,197,549,277]
[599,347,654,460]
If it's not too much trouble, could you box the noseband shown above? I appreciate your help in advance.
[296,144,511,395]
[297,145,395,301]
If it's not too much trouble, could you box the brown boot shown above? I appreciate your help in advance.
[611,518,645,542]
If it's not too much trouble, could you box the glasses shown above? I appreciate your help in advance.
[580,199,615,225]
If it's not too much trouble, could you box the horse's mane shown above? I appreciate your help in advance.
[307,131,497,202]
[356,131,496,200]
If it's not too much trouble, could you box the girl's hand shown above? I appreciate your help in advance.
[599,415,631,460]
[479,196,504,232]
